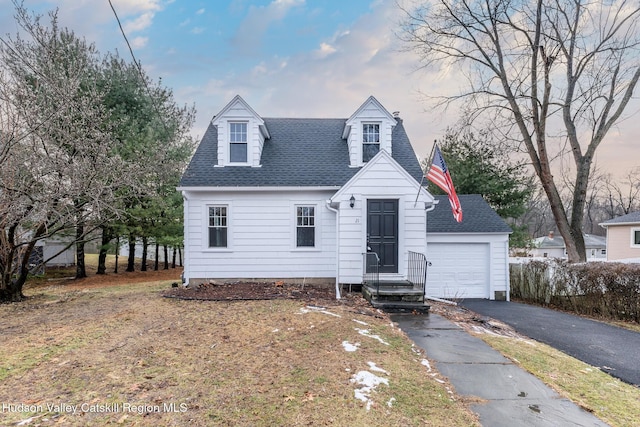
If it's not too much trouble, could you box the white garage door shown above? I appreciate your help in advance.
[426,243,490,299]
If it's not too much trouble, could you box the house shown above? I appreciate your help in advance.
[599,211,640,262]
[28,237,76,274]
[529,231,606,260]
[178,95,511,301]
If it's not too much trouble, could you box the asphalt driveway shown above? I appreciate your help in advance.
[459,299,640,387]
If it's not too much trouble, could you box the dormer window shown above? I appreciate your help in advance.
[229,122,248,163]
[362,123,380,162]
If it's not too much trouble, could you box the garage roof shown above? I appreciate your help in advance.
[428,194,512,234]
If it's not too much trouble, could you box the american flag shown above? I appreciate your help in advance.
[426,145,463,223]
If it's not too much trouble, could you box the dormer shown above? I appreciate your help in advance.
[342,96,397,167]
[212,95,270,167]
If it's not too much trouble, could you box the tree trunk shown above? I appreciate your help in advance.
[97,227,113,275]
[171,246,176,269]
[126,234,135,272]
[0,234,39,302]
[114,236,119,274]
[154,243,159,271]
[163,245,169,270]
[75,222,87,279]
[141,236,148,272]
[178,246,183,267]
[0,281,24,302]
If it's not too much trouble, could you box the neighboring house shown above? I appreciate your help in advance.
[600,211,640,262]
[29,237,76,274]
[178,95,511,300]
[529,231,606,260]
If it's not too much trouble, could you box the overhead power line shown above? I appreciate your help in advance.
[107,0,172,136]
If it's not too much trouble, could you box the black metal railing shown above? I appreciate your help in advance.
[363,252,380,296]
[407,251,429,301]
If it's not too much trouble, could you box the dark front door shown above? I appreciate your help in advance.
[367,199,398,273]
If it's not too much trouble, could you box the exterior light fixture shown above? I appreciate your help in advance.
[349,195,355,208]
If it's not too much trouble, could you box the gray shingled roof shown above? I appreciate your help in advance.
[427,194,512,234]
[533,234,605,249]
[179,117,424,187]
[600,211,640,226]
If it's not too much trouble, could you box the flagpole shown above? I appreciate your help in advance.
[414,141,438,207]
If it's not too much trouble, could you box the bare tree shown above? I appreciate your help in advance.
[603,167,640,218]
[0,6,127,301]
[401,0,640,261]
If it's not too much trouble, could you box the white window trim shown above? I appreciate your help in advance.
[631,228,640,248]
[204,203,233,252]
[361,122,381,164]
[228,121,250,166]
[291,202,321,251]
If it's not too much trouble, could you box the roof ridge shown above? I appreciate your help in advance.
[262,117,347,120]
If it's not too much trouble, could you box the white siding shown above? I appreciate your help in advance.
[334,154,429,283]
[183,190,336,283]
[344,98,396,167]
[212,97,267,167]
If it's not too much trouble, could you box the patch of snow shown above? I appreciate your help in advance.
[352,319,369,326]
[367,361,388,374]
[350,370,389,411]
[342,341,360,352]
[387,397,396,407]
[421,359,431,372]
[272,328,279,333]
[355,328,389,345]
[298,306,341,317]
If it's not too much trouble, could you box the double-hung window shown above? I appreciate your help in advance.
[632,229,640,247]
[229,122,247,163]
[208,206,228,248]
[362,123,380,162]
[296,206,315,247]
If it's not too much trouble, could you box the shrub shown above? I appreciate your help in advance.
[510,260,640,323]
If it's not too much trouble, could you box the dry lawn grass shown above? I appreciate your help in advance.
[0,270,479,426]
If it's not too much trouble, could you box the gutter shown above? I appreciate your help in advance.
[181,190,189,286]
[325,200,341,300]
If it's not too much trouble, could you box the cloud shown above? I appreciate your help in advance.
[196,8,205,15]
[191,27,205,34]
[130,36,148,49]
[109,0,163,15]
[123,12,155,33]
[231,0,305,54]
[315,42,336,58]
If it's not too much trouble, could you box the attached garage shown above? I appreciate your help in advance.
[426,195,511,301]
[427,242,489,299]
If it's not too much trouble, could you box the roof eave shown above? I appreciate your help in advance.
[178,185,341,192]
[599,221,640,227]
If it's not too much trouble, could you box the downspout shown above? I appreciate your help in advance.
[181,191,189,286]
[325,200,341,299]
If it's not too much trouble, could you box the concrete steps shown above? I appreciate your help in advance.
[362,282,430,313]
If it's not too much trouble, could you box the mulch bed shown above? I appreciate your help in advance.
[162,280,339,302]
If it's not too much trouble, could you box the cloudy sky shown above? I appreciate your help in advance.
[1,0,638,176]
